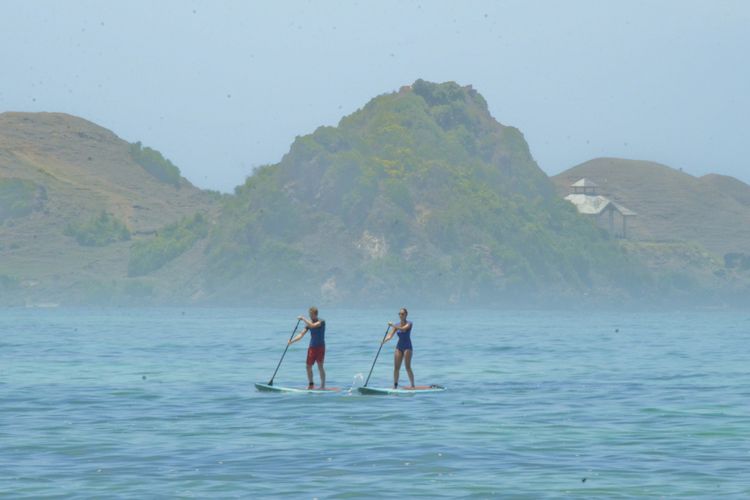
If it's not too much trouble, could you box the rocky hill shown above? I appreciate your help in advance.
[202,81,645,306]
[0,112,218,305]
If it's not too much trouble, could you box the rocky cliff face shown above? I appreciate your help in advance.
[204,81,641,306]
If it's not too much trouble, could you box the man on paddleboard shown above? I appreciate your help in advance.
[289,306,326,389]
[383,307,414,389]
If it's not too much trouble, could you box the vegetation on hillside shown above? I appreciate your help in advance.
[128,212,209,277]
[64,211,131,246]
[6,91,743,307]
[0,178,45,222]
[203,80,646,305]
[0,112,224,307]
[129,141,182,187]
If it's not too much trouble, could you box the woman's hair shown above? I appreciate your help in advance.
[400,307,408,317]
[309,306,318,315]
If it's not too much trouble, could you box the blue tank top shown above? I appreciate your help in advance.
[309,320,325,347]
[395,320,412,350]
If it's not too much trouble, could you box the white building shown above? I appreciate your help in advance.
[564,178,636,238]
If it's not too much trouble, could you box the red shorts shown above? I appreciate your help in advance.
[306,346,325,366]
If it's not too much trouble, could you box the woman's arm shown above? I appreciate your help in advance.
[395,321,412,333]
[382,325,397,344]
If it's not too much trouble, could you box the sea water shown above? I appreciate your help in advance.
[1,308,749,498]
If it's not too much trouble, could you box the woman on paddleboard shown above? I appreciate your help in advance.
[289,307,326,389]
[383,307,414,389]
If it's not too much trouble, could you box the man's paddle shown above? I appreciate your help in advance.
[268,319,302,386]
[364,324,391,388]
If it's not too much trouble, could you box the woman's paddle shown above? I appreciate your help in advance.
[268,319,302,386]
[364,324,391,388]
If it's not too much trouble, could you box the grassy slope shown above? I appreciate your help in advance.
[553,158,750,256]
[0,112,217,305]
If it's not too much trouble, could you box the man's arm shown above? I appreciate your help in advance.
[289,327,309,344]
[297,316,323,329]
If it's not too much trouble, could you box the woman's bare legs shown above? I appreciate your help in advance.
[393,349,404,388]
[404,349,414,388]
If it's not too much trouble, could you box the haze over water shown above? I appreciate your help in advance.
[3,308,749,497]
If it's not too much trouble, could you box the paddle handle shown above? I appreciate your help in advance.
[268,319,302,385]
[364,324,391,387]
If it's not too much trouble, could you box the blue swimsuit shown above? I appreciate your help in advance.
[395,321,413,352]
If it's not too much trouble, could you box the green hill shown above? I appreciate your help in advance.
[202,81,646,306]
[5,89,746,308]
[0,112,218,305]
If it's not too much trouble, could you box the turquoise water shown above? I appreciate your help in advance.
[2,308,750,498]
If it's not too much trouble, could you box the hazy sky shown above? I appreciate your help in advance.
[2,0,748,191]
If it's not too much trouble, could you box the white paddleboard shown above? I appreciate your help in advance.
[255,383,340,393]
[357,384,445,395]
